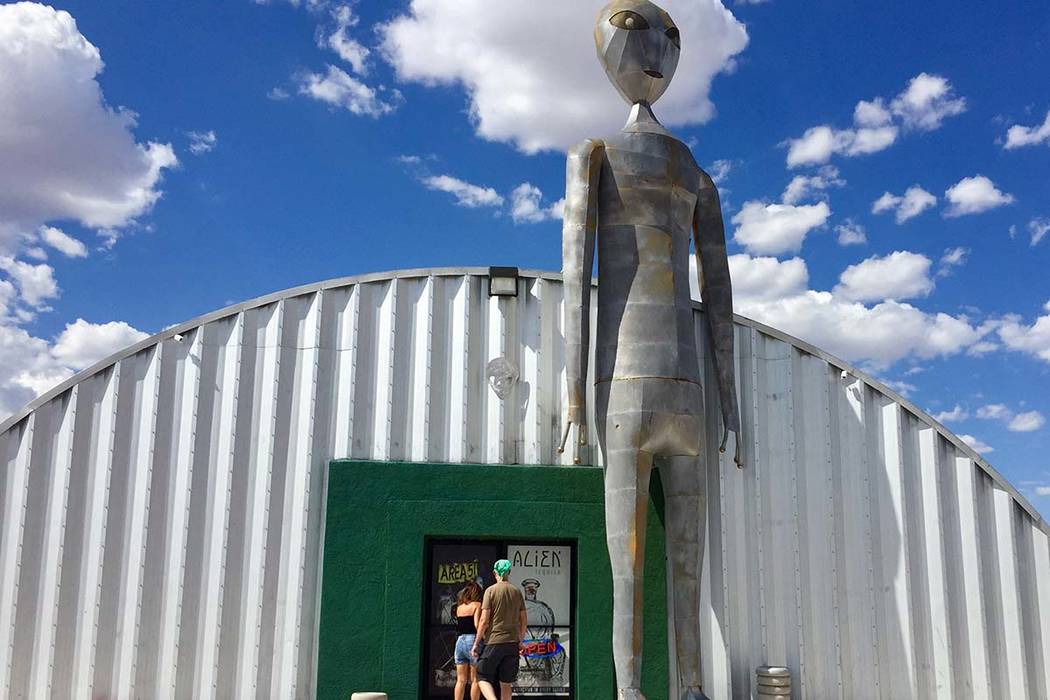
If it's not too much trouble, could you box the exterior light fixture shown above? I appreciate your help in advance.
[488,266,519,297]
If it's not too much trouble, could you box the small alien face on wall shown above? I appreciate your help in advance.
[594,0,681,106]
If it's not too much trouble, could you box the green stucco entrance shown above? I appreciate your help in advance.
[317,461,670,699]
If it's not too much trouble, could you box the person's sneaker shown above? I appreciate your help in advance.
[618,689,646,700]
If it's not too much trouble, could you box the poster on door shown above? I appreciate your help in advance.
[429,542,500,625]
[515,627,571,696]
[506,544,571,633]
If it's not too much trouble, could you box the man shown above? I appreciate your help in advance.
[471,559,527,700]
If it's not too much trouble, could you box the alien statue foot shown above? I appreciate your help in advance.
[683,687,711,700]
[617,689,646,700]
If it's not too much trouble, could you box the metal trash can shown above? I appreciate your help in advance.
[351,694,388,700]
[756,666,791,699]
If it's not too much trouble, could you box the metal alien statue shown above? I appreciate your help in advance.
[560,2,743,699]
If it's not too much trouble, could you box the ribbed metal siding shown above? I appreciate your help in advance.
[0,268,1047,699]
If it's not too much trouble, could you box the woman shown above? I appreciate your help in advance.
[453,581,483,700]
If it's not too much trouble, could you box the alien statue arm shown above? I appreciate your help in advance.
[693,170,744,467]
[560,139,604,461]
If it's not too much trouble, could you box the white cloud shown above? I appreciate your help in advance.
[509,183,561,224]
[0,3,177,254]
[0,317,148,420]
[1003,110,1050,149]
[883,379,917,397]
[959,434,994,454]
[422,175,504,209]
[322,4,370,74]
[9,367,73,399]
[944,175,1015,217]
[707,159,733,185]
[0,324,54,417]
[270,2,398,117]
[380,0,749,153]
[1009,410,1045,433]
[405,160,558,220]
[967,341,998,357]
[1029,218,1050,247]
[785,73,963,167]
[694,253,991,368]
[549,198,566,220]
[0,257,59,309]
[0,279,15,317]
[938,246,969,276]
[781,166,844,205]
[835,219,867,246]
[976,403,1011,420]
[731,201,830,255]
[50,318,148,370]
[834,251,934,303]
[998,306,1050,363]
[785,126,837,168]
[973,403,1046,433]
[786,124,898,168]
[298,65,401,117]
[188,130,217,155]
[871,185,937,224]
[932,405,968,423]
[38,226,88,258]
[854,98,892,127]
[0,6,164,420]
[889,73,967,131]
[740,292,988,368]
[727,254,809,302]
[848,126,900,155]
[690,253,809,304]
[1036,486,1050,497]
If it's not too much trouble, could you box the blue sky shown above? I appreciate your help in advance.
[0,0,1048,514]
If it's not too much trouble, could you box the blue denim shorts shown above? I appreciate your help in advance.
[455,634,479,665]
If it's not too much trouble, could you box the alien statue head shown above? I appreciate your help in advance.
[594,0,681,106]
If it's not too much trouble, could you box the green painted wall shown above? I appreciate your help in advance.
[317,461,670,700]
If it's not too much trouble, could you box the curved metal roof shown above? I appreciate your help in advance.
[2,266,1041,528]
[3,266,1049,699]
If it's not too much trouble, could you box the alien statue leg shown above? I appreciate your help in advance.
[605,446,654,699]
[660,455,710,700]
[599,383,653,699]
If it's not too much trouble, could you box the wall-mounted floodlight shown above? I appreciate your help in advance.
[488,266,519,297]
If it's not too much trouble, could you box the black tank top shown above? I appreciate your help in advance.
[457,613,477,635]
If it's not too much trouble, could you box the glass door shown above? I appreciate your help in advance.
[422,539,576,699]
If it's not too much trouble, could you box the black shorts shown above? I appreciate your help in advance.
[477,642,520,684]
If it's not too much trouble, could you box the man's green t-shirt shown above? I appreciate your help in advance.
[482,581,525,645]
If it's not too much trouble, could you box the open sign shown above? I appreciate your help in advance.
[520,639,564,659]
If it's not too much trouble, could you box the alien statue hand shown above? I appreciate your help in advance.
[719,425,745,469]
[558,405,588,464]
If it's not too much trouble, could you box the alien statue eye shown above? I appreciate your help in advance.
[609,10,649,30]
[665,27,680,48]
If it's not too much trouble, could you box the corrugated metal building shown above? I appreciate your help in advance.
[1,267,1047,699]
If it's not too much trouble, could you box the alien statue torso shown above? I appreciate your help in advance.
[594,106,703,390]
[585,103,710,460]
